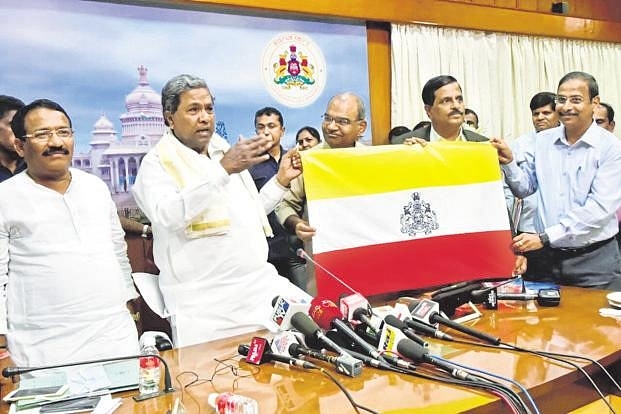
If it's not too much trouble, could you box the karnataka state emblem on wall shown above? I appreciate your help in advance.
[261,32,326,108]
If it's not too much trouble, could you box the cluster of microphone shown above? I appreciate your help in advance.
[239,291,503,381]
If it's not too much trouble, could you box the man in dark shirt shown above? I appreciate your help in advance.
[0,96,25,182]
[248,107,305,288]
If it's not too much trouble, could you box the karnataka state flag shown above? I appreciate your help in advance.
[302,142,516,301]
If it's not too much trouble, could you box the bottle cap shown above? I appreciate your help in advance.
[143,336,156,347]
[207,393,219,408]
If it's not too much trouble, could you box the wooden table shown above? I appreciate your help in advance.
[2,286,620,413]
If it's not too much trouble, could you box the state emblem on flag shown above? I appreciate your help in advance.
[400,192,439,236]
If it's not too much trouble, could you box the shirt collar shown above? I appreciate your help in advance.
[430,125,466,142]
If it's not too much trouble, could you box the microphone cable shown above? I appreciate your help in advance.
[437,356,540,414]
[237,346,378,414]
[336,335,532,413]
[403,364,533,414]
[450,338,618,414]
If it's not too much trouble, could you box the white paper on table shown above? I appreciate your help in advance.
[131,272,169,318]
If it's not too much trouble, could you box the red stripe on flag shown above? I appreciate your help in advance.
[314,230,515,301]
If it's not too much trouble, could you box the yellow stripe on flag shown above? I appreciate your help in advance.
[301,142,502,200]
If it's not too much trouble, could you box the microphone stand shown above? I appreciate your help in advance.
[2,354,175,402]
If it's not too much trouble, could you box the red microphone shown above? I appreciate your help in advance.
[309,298,386,362]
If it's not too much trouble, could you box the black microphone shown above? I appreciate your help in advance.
[309,298,387,363]
[496,289,561,307]
[288,343,362,377]
[290,312,351,356]
[352,307,379,336]
[384,315,429,348]
[403,316,454,341]
[410,299,501,345]
[2,354,175,402]
[396,338,480,382]
[325,330,415,371]
[238,342,317,370]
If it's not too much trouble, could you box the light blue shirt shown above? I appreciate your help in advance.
[502,122,621,248]
[504,131,538,233]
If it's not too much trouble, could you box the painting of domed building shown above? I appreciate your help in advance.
[72,65,164,208]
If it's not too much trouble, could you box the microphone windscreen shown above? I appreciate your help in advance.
[272,296,279,307]
[396,339,427,363]
[291,312,321,336]
[309,298,342,331]
[288,342,302,357]
[238,344,249,356]
[384,314,408,330]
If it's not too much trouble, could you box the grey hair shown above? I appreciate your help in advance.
[328,92,366,121]
[161,74,211,126]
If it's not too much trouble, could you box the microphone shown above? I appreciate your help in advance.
[288,343,363,377]
[384,315,428,348]
[296,249,360,297]
[352,307,380,337]
[326,329,415,371]
[410,299,501,345]
[238,338,317,370]
[495,289,561,307]
[290,312,351,356]
[309,297,387,362]
[2,354,175,402]
[271,296,312,330]
[396,338,479,382]
[403,316,454,341]
[339,293,372,322]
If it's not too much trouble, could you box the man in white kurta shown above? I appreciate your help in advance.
[132,75,309,347]
[0,99,139,373]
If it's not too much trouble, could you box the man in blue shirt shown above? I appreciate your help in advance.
[248,107,305,288]
[492,71,621,289]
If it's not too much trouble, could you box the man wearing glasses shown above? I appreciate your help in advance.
[492,71,621,290]
[274,92,367,293]
[392,75,487,144]
[0,99,139,376]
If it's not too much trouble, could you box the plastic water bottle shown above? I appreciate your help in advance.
[207,392,259,414]
[138,336,161,395]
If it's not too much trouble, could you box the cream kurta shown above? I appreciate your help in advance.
[132,131,309,347]
[0,169,139,368]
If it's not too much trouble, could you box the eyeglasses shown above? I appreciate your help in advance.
[554,96,585,105]
[321,114,359,126]
[23,127,73,142]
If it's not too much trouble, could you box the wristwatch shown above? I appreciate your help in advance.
[141,224,150,239]
[538,231,550,247]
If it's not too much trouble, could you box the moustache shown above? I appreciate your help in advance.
[450,110,463,116]
[43,147,70,156]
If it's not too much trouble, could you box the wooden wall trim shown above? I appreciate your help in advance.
[173,0,621,42]
[366,22,392,146]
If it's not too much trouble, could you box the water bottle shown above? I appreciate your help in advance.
[207,392,259,414]
[138,336,161,395]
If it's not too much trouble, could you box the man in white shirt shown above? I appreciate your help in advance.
[0,99,139,376]
[132,74,309,347]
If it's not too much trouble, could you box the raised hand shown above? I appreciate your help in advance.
[275,148,302,188]
[220,135,273,174]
